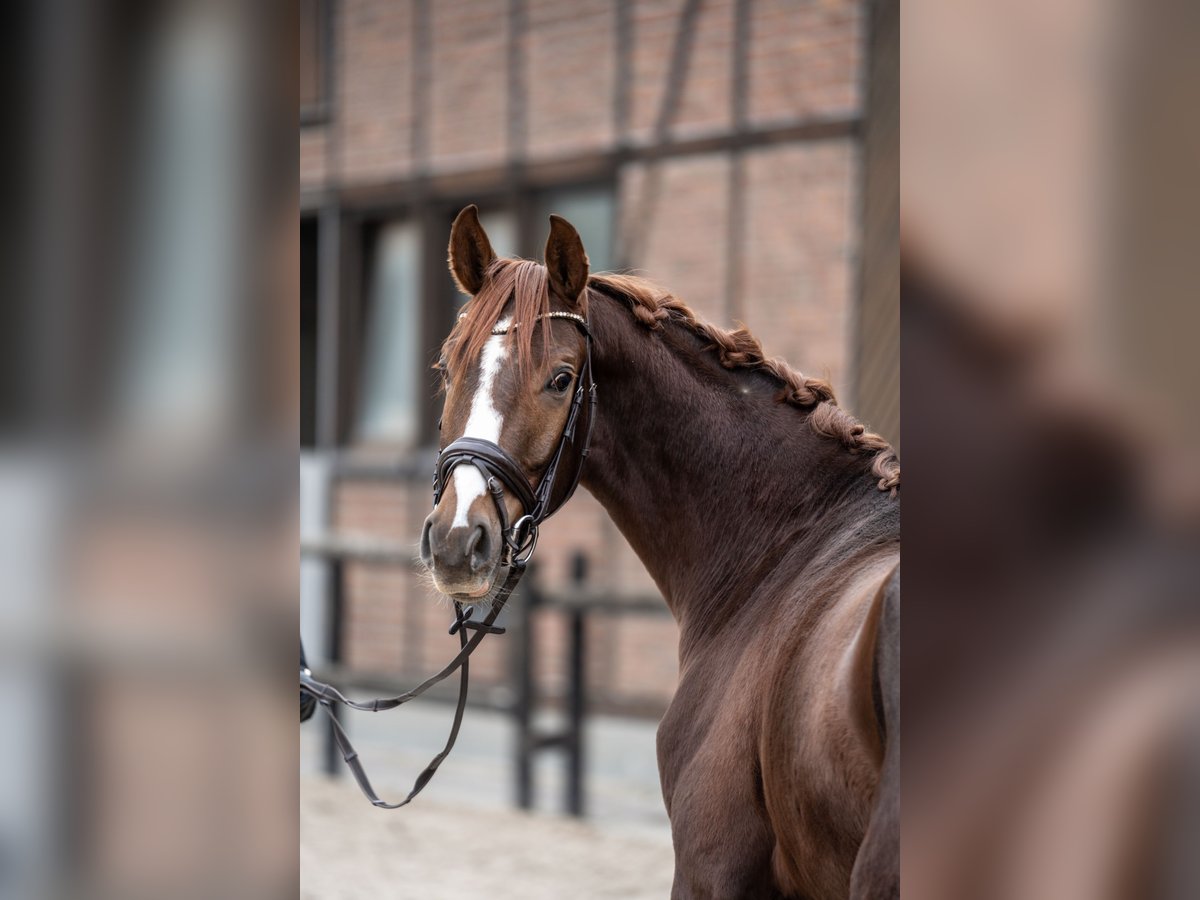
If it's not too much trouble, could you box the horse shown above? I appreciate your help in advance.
[419,206,900,900]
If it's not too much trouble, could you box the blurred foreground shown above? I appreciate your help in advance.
[903,0,1200,897]
[1,2,296,897]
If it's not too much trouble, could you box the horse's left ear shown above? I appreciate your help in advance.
[448,205,497,296]
[544,215,589,306]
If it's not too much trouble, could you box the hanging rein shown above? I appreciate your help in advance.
[299,312,596,809]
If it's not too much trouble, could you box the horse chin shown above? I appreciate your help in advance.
[450,583,493,602]
[432,568,499,603]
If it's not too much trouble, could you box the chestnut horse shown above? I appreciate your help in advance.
[421,207,900,899]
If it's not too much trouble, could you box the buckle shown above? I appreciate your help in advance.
[507,515,538,567]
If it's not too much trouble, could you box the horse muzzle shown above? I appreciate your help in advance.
[419,503,502,598]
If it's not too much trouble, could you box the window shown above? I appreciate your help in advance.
[300,217,318,448]
[354,220,423,446]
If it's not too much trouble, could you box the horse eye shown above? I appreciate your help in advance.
[548,370,573,393]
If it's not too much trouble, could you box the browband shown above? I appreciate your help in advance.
[488,310,589,335]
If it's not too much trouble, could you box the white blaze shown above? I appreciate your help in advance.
[450,319,510,528]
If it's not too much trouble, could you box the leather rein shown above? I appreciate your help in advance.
[300,311,596,809]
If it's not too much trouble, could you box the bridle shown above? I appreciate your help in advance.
[300,310,596,809]
[435,311,595,565]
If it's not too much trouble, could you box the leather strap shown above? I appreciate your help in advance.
[435,437,537,516]
[301,560,524,809]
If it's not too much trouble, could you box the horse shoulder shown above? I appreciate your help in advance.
[759,551,898,898]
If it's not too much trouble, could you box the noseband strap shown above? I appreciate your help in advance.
[301,310,597,809]
[434,437,536,527]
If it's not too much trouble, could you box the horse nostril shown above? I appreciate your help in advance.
[467,525,491,572]
[419,517,434,566]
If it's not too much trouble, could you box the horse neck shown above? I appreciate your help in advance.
[580,293,885,646]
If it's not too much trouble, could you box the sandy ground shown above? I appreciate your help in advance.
[301,698,675,898]
[301,776,675,899]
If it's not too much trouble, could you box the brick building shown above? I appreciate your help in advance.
[300,0,897,714]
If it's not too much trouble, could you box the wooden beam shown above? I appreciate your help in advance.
[725,0,752,322]
[326,114,860,214]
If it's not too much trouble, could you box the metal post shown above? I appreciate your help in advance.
[565,551,589,816]
[565,608,586,816]
[513,565,538,809]
[323,557,344,776]
[726,0,750,324]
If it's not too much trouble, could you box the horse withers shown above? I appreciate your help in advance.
[421,206,900,900]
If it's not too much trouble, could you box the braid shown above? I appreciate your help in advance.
[590,273,900,495]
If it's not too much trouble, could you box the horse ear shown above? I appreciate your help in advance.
[544,215,589,306]
[448,205,497,296]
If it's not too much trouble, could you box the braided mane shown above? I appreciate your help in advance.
[588,273,900,496]
[441,259,899,495]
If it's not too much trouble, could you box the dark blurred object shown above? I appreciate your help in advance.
[300,642,317,723]
[902,0,1200,896]
[1,2,296,898]
[904,258,1200,900]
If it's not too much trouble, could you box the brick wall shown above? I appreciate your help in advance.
[305,0,864,183]
[747,0,862,124]
[740,141,858,385]
[527,0,618,157]
[618,154,732,319]
[627,0,734,141]
[304,0,870,716]
[429,1,511,171]
[341,0,418,183]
